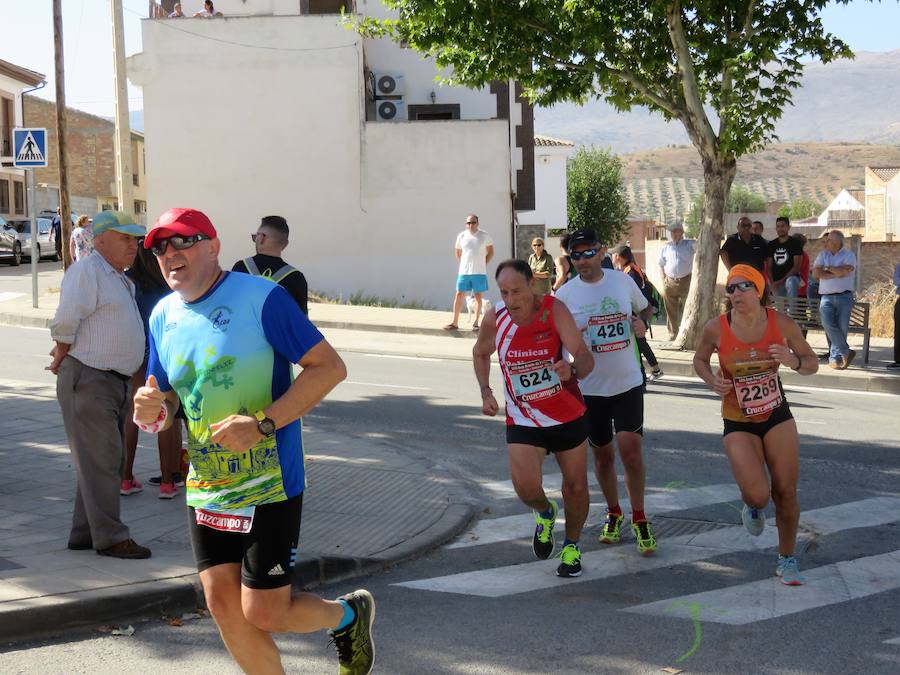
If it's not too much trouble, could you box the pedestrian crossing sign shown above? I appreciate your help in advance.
[13,128,48,168]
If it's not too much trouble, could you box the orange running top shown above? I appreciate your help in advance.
[717,308,788,423]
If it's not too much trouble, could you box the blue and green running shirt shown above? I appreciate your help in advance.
[147,272,324,511]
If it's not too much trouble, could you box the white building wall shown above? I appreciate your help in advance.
[817,189,865,228]
[129,14,511,307]
[518,146,571,231]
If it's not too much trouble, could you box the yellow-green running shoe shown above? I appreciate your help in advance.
[555,543,583,578]
[329,589,376,675]
[532,499,558,559]
[599,511,624,544]
[632,520,657,556]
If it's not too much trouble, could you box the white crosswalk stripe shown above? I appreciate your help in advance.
[447,482,741,549]
[395,496,900,598]
[624,549,900,624]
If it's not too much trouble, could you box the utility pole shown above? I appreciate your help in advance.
[53,0,72,268]
[110,0,134,220]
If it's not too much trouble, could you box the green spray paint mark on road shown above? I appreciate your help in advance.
[665,601,729,663]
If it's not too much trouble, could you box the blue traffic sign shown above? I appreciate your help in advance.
[13,128,48,168]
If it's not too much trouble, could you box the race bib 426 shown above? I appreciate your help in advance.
[587,313,630,353]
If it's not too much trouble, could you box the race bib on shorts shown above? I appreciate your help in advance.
[509,360,562,403]
[733,369,783,417]
[587,313,630,352]
[195,505,256,534]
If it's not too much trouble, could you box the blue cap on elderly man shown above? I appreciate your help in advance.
[91,210,146,238]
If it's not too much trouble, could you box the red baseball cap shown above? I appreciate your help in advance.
[144,208,218,249]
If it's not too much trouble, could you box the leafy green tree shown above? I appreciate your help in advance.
[355,1,852,347]
[778,197,823,220]
[727,186,768,214]
[566,148,630,244]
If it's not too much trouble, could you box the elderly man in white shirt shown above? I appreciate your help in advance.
[657,222,696,340]
[48,211,152,560]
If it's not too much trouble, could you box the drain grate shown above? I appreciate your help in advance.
[649,516,732,539]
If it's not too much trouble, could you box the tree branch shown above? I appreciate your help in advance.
[665,0,718,154]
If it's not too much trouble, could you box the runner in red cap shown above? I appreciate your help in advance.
[135,208,376,674]
[694,264,818,586]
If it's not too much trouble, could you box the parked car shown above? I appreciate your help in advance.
[11,218,58,262]
[0,216,23,266]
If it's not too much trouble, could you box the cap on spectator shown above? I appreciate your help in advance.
[567,229,600,249]
[666,222,685,231]
[611,244,632,258]
[144,208,217,249]
[91,210,146,238]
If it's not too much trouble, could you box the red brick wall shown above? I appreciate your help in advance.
[23,96,115,200]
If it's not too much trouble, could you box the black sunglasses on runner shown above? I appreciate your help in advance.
[725,280,757,294]
[569,248,599,261]
[150,234,211,257]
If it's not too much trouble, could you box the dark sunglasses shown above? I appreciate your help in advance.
[569,248,599,261]
[150,234,211,257]
[532,243,543,247]
[725,280,757,294]
[251,232,266,242]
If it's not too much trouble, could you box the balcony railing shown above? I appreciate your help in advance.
[0,127,10,157]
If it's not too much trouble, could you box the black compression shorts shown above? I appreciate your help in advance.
[584,385,645,448]
[506,415,589,454]
[723,404,794,439]
[188,494,302,590]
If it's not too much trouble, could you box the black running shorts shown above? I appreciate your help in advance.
[188,494,302,590]
[584,385,645,448]
[506,415,590,454]
[723,403,794,438]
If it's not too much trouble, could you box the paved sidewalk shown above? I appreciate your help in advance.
[0,379,473,644]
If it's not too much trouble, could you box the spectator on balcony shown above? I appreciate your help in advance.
[168,2,184,18]
[69,214,94,262]
[194,0,223,17]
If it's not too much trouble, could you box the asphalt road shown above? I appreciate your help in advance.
[1,323,899,674]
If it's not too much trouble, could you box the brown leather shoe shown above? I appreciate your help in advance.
[841,349,856,369]
[97,538,152,559]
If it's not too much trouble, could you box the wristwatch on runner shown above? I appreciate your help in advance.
[254,410,276,437]
[570,363,578,379]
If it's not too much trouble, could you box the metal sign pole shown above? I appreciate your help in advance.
[27,169,38,308]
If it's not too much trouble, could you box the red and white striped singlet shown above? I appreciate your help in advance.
[495,295,586,427]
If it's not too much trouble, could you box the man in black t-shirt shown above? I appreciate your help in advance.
[720,216,767,271]
[766,216,803,298]
[232,215,308,314]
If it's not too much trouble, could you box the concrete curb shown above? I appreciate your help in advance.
[315,320,476,339]
[0,311,51,329]
[0,576,202,646]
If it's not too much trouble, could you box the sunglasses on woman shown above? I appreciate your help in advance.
[150,234,211,257]
[569,248,599,261]
[725,280,757,294]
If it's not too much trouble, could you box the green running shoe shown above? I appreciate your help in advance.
[632,519,657,556]
[776,555,806,586]
[532,499,558,559]
[598,511,624,544]
[329,589,376,675]
[556,543,583,578]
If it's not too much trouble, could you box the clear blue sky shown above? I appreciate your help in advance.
[2,1,900,120]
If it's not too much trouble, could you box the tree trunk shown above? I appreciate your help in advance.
[674,156,736,349]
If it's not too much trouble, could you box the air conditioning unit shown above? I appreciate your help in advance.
[374,73,405,97]
[376,99,407,122]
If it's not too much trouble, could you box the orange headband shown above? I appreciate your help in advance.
[727,264,765,298]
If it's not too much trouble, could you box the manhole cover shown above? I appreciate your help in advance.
[650,516,731,539]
